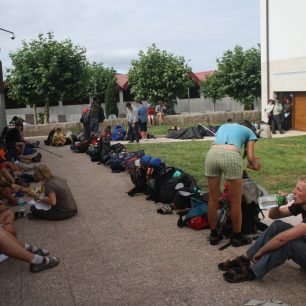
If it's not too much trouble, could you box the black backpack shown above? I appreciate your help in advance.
[98,137,111,164]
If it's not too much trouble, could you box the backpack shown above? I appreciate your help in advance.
[129,166,148,195]
[99,137,111,164]
[110,143,126,154]
[158,169,197,204]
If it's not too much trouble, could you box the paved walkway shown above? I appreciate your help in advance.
[0,132,305,306]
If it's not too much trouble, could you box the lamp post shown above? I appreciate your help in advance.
[187,87,190,113]
[0,27,16,131]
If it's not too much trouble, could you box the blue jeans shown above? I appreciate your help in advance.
[247,220,306,279]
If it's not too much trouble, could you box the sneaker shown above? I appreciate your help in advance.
[30,256,59,273]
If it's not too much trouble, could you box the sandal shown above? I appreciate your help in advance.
[218,256,248,271]
[223,266,256,283]
[231,235,252,247]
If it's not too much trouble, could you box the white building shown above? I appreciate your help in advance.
[260,0,306,130]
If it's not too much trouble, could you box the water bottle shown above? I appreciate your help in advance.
[18,198,26,216]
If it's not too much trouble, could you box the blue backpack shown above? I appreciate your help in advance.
[111,125,126,141]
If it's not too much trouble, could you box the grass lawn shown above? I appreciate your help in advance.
[126,135,306,194]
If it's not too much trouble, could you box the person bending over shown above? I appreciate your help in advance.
[30,164,78,221]
[219,175,306,283]
[205,120,260,246]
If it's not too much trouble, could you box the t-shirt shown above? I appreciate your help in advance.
[214,123,257,150]
[45,176,77,212]
[138,105,148,123]
[288,204,306,223]
[5,128,21,144]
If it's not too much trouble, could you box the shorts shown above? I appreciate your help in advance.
[139,121,147,132]
[205,147,243,180]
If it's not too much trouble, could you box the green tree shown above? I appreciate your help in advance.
[200,72,225,111]
[6,32,89,123]
[104,78,118,118]
[87,62,116,102]
[216,45,261,110]
[128,44,192,113]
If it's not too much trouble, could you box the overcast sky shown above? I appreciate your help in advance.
[0,0,260,76]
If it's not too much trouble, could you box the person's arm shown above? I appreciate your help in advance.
[246,140,260,170]
[268,204,292,219]
[33,191,56,206]
[253,223,306,261]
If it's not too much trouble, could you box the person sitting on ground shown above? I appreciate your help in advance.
[155,101,166,125]
[5,121,42,163]
[0,227,59,273]
[258,121,272,139]
[29,164,78,221]
[205,120,260,246]
[219,175,306,283]
[51,127,66,146]
[101,126,112,139]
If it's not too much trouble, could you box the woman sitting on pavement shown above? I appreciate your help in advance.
[29,164,78,221]
[205,120,260,246]
[0,227,59,273]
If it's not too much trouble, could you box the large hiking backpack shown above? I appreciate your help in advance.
[217,173,268,237]
[99,137,111,164]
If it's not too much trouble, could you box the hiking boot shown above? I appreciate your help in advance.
[218,256,249,271]
[209,231,223,245]
[231,235,252,247]
[30,256,59,273]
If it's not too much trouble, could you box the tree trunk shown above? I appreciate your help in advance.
[44,98,50,124]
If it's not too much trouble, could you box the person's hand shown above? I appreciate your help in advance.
[10,183,21,192]
[253,250,263,262]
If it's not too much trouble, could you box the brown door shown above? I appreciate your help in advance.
[293,93,306,131]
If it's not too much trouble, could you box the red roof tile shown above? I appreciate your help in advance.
[116,74,129,90]
[115,70,215,90]
[195,70,215,81]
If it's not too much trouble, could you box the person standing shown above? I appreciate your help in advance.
[282,96,293,131]
[155,101,166,125]
[126,102,139,143]
[264,99,275,127]
[204,120,260,246]
[147,104,155,126]
[89,98,100,134]
[271,98,284,134]
[137,101,148,140]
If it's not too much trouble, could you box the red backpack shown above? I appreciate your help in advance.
[187,216,209,230]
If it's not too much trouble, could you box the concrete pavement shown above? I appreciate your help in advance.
[0,132,305,306]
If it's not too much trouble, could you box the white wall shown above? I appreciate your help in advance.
[260,0,306,117]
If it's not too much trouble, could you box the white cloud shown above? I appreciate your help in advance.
[0,0,260,76]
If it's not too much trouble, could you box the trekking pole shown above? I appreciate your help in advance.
[37,146,63,158]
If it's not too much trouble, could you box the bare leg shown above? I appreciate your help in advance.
[0,228,33,262]
[227,178,243,233]
[207,176,221,230]
[0,208,16,236]
[0,168,15,184]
